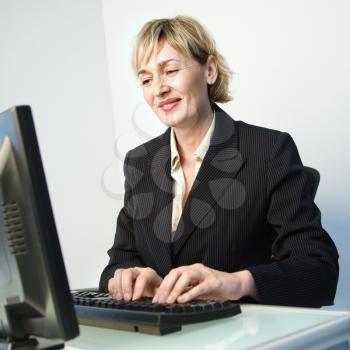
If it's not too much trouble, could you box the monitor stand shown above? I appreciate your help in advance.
[0,337,64,350]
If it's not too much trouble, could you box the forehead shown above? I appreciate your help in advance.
[138,41,190,74]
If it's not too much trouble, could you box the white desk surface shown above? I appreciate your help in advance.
[66,304,350,350]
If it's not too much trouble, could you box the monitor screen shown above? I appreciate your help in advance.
[0,106,79,349]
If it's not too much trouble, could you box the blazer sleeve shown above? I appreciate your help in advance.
[99,151,146,291]
[246,132,339,307]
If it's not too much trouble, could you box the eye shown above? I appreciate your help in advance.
[141,79,152,86]
[166,69,178,76]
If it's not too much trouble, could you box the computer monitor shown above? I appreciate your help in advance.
[0,106,79,349]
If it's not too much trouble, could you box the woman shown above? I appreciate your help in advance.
[100,16,339,307]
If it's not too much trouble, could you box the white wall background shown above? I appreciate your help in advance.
[0,0,117,289]
[101,0,350,310]
[1,0,348,310]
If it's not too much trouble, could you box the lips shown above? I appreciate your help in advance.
[158,98,182,108]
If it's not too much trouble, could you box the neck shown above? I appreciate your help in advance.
[173,106,214,162]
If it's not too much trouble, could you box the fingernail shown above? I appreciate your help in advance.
[166,294,174,304]
[124,293,130,301]
[152,295,158,303]
[178,295,186,303]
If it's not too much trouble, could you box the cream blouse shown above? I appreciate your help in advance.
[170,113,215,236]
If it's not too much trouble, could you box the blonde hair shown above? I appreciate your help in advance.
[132,15,233,103]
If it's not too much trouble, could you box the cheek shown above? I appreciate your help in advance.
[180,76,207,99]
[143,91,154,107]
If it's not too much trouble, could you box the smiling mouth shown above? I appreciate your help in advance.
[160,99,181,112]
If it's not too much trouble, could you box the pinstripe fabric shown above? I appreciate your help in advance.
[99,104,339,307]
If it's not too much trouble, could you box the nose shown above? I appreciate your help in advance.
[153,75,170,97]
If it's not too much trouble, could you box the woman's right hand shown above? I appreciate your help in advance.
[108,267,163,301]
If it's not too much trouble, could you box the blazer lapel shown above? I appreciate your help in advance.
[171,105,247,259]
[141,129,174,276]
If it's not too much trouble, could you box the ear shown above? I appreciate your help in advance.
[206,55,218,85]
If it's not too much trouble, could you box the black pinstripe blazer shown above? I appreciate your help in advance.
[100,104,339,307]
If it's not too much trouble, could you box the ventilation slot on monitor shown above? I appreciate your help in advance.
[2,202,27,256]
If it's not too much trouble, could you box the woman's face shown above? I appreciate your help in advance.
[138,40,217,129]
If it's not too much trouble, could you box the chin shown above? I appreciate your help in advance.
[158,112,184,128]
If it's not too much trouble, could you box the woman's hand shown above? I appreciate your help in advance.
[108,267,163,301]
[152,263,258,304]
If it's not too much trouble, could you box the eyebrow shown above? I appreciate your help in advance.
[137,59,181,76]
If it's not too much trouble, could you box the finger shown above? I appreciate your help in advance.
[113,269,123,299]
[153,269,182,303]
[108,277,116,295]
[133,268,162,300]
[165,270,199,304]
[177,282,208,303]
[108,269,122,299]
[121,268,138,301]
[132,273,148,300]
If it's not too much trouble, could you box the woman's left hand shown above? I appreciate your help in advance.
[152,263,258,304]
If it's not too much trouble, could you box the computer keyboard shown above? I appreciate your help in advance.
[71,289,242,335]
